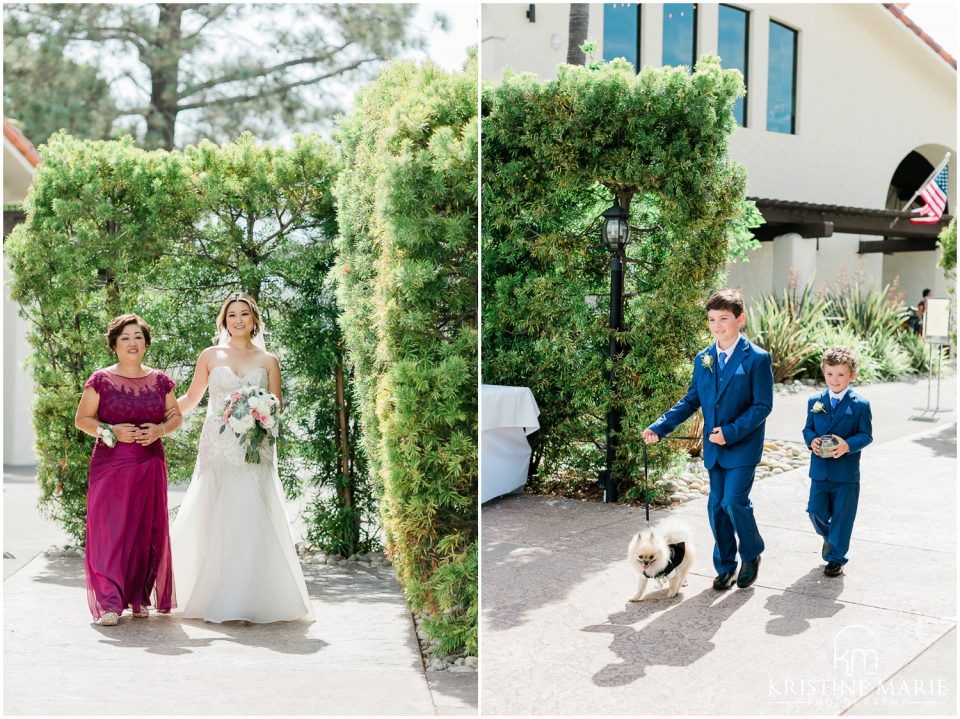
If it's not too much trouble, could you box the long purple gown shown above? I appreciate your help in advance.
[84,369,176,619]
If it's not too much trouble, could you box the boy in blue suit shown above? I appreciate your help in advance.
[802,346,873,577]
[643,289,774,591]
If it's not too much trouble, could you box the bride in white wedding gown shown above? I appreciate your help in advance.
[171,292,314,623]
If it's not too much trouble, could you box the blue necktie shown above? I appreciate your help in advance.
[830,396,839,410]
[718,352,726,372]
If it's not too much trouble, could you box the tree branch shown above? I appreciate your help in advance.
[177,42,354,99]
[177,57,379,112]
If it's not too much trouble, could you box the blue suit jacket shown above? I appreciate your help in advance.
[649,337,774,469]
[802,389,873,483]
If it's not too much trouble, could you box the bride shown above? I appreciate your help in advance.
[171,291,314,623]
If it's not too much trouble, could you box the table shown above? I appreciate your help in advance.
[481,384,540,503]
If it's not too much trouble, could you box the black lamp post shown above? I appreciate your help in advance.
[599,197,631,503]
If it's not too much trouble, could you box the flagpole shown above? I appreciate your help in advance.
[890,152,951,229]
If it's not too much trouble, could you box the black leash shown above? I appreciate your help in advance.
[640,435,701,525]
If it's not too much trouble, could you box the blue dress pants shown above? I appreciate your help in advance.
[707,465,765,574]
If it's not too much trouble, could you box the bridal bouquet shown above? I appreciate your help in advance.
[219,387,280,464]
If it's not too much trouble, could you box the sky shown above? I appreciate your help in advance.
[408,2,478,72]
[902,2,958,58]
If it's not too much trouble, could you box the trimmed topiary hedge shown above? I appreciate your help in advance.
[5,132,378,554]
[334,57,478,655]
[482,56,755,498]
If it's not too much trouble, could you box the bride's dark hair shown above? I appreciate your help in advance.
[213,291,263,344]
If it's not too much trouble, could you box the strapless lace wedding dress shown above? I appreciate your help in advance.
[170,366,313,623]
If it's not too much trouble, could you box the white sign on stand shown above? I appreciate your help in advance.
[923,297,951,345]
[912,297,951,421]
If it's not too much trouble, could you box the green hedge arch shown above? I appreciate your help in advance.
[335,57,478,655]
[5,131,378,555]
[482,56,753,495]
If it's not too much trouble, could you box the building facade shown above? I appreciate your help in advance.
[3,118,40,465]
[482,3,957,306]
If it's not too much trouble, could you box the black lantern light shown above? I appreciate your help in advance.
[599,195,632,503]
[601,198,631,252]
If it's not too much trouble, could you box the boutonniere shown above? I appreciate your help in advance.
[702,354,714,373]
[811,401,827,414]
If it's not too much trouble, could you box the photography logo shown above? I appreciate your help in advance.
[770,624,948,709]
[833,625,880,677]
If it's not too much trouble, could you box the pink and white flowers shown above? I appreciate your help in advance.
[219,386,280,463]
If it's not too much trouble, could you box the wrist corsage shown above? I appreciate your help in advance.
[97,423,117,448]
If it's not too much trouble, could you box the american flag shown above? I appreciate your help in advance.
[910,165,949,224]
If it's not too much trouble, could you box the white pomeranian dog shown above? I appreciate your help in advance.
[628,519,696,601]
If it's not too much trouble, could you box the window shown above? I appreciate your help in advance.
[718,5,749,126]
[603,3,640,71]
[663,3,697,68]
[767,20,797,134]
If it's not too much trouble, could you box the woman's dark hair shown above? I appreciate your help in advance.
[105,313,152,350]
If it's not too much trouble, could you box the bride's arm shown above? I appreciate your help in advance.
[267,353,282,411]
[177,348,213,414]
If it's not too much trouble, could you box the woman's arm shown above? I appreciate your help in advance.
[267,353,282,410]
[137,389,185,446]
[75,387,102,438]
[177,348,212,414]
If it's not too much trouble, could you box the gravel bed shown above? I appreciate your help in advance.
[652,438,809,506]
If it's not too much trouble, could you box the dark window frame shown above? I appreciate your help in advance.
[767,18,798,135]
[718,3,750,127]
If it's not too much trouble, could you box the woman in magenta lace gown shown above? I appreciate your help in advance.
[74,314,182,626]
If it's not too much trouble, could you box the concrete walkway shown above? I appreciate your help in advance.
[481,379,956,715]
[3,473,477,716]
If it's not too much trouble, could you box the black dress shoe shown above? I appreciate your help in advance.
[824,562,844,577]
[736,556,761,588]
[713,569,737,591]
[822,541,831,562]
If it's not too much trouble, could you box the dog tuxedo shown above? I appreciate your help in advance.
[643,541,686,583]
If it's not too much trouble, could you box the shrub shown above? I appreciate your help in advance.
[747,281,829,382]
[5,132,369,554]
[482,56,753,499]
[750,278,934,383]
[334,58,478,655]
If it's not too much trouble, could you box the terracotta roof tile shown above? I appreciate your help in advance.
[884,3,957,70]
[3,118,41,167]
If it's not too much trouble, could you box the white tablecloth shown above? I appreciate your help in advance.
[481,384,540,503]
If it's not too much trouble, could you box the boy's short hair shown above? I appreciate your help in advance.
[822,346,859,374]
[706,289,745,318]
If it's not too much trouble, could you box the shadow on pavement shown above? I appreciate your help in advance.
[302,563,405,604]
[482,496,661,633]
[764,567,846,636]
[30,556,87,589]
[582,587,753,687]
[909,423,957,458]
[89,613,328,656]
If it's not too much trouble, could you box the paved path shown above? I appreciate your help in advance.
[481,378,956,715]
[4,472,476,715]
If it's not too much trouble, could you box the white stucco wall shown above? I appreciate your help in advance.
[482,3,957,306]
[3,260,35,465]
[482,3,606,81]
[3,137,37,465]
